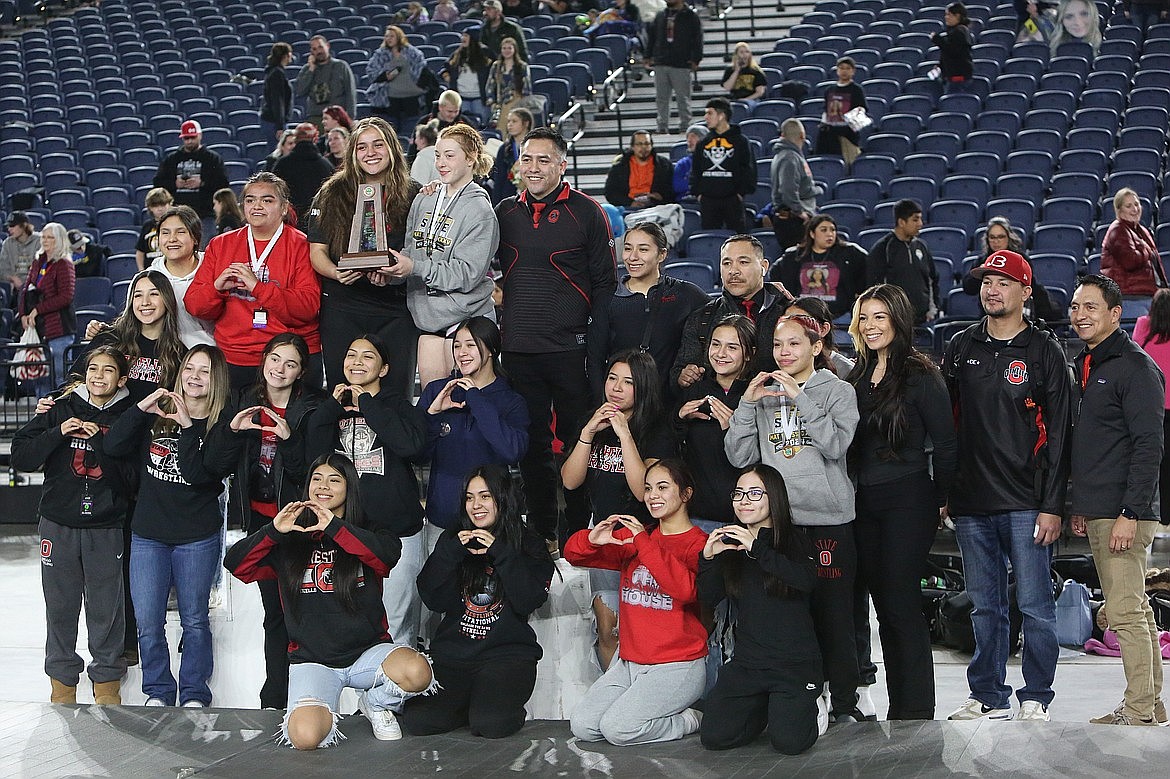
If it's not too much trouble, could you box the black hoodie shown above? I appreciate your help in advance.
[690,125,756,200]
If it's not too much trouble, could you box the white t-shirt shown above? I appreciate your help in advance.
[149,254,216,347]
[411,147,439,186]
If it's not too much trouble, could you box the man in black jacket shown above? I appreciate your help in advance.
[603,131,675,210]
[691,98,755,232]
[1068,274,1167,727]
[152,120,229,220]
[645,0,703,134]
[865,198,939,323]
[273,123,336,220]
[942,250,1072,724]
[496,127,617,546]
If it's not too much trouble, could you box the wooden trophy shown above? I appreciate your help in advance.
[338,183,394,270]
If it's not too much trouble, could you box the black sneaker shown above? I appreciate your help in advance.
[832,707,868,724]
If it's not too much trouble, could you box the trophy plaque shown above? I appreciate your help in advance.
[339,183,393,270]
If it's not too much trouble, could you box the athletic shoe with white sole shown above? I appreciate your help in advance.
[358,692,402,741]
[816,690,829,736]
[856,685,877,720]
[947,698,1012,721]
[144,698,166,707]
[1015,701,1050,721]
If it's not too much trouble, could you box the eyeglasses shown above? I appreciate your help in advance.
[731,488,766,502]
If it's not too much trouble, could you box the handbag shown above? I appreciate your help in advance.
[12,327,49,382]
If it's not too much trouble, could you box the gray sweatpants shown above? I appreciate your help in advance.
[570,656,706,745]
[654,65,693,131]
[40,518,127,685]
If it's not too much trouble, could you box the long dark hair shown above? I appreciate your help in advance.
[109,270,186,389]
[62,344,130,397]
[603,349,663,444]
[845,284,940,457]
[250,332,310,407]
[643,458,695,529]
[450,31,490,71]
[786,296,840,356]
[709,314,757,380]
[797,214,838,255]
[453,316,505,379]
[278,454,368,617]
[722,464,810,599]
[458,464,551,594]
[1143,288,1170,347]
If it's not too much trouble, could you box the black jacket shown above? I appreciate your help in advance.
[771,240,868,320]
[943,319,1073,516]
[646,5,703,69]
[272,141,336,219]
[690,125,756,199]
[603,152,675,208]
[933,24,974,81]
[678,375,747,525]
[261,64,292,126]
[589,273,710,398]
[152,145,229,218]
[671,285,793,388]
[1071,329,1165,520]
[865,231,940,323]
[496,182,617,355]
[305,388,427,538]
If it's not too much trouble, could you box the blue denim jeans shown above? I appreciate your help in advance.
[130,532,220,705]
[953,511,1058,709]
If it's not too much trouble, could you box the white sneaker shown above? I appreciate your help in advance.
[679,707,702,735]
[856,685,877,720]
[181,700,206,708]
[947,698,1013,721]
[144,698,166,707]
[358,692,402,741]
[1016,701,1050,721]
[816,689,829,736]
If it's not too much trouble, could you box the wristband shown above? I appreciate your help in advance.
[578,437,593,445]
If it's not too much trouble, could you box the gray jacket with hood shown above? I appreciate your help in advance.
[724,368,859,526]
[404,181,500,333]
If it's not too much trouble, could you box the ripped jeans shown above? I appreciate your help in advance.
[281,643,437,748]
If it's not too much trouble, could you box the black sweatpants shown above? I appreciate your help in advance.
[319,294,418,398]
[400,658,537,739]
[258,578,289,709]
[854,472,938,719]
[503,350,591,542]
[805,523,859,716]
[701,660,820,755]
[699,194,747,233]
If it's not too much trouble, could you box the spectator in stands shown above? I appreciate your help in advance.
[1050,0,1102,55]
[67,230,108,279]
[538,0,599,13]
[1102,187,1167,300]
[150,206,216,348]
[932,3,974,94]
[942,250,1071,723]
[485,37,531,127]
[260,42,294,140]
[588,221,709,396]
[321,106,354,144]
[961,216,1061,322]
[846,284,956,720]
[213,189,245,236]
[865,200,939,323]
[582,0,641,42]
[481,0,529,60]
[495,126,617,549]
[135,189,175,272]
[410,91,475,164]
[433,0,461,23]
[152,121,230,224]
[324,127,350,168]
[306,117,422,396]
[1068,274,1166,727]
[185,172,322,390]
[645,0,703,135]
[295,35,358,128]
[816,57,866,165]
[1135,289,1170,526]
[725,314,863,724]
[721,42,767,108]
[263,130,297,174]
[1,210,41,290]
[785,295,854,375]
[410,120,440,185]
[491,107,533,203]
[442,28,492,126]
[771,118,821,254]
[691,98,755,233]
[502,0,535,16]
[401,1,429,25]
[603,131,675,211]
[366,25,427,136]
[273,123,336,222]
[673,234,792,389]
[770,215,865,320]
[19,222,76,395]
[672,124,706,201]
[1123,0,1169,31]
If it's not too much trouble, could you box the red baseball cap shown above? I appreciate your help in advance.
[179,120,202,138]
[971,250,1032,286]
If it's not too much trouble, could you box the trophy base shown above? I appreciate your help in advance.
[338,252,393,271]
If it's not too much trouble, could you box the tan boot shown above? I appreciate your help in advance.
[50,678,77,704]
[93,680,121,705]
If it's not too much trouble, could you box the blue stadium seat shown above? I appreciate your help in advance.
[940,176,992,205]
[1079,88,1124,114]
[1032,224,1087,256]
[1032,90,1078,115]
[946,288,983,318]
[887,176,936,207]
[1049,172,1101,201]
[105,253,138,281]
[1111,148,1163,173]
[1015,129,1063,159]
[900,153,950,184]
[1118,126,1167,151]
[964,130,1012,161]
[819,203,868,238]
[850,155,898,185]
[685,231,734,273]
[740,119,779,150]
[663,262,716,293]
[1029,254,1078,295]
[1074,108,1120,134]
[1023,110,1071,134]
[935,256,956,295]
[1005,150,1055,179]
[73,276,113,309]
[1058,148,1108,178]
[984,91,1029,116]
[984,200,1036,240]
[952,152,1003,178]
[1106,171,1158,202]
[807,157,846,192]
[833,178,882,207]
[996,173,1047,202]
[920,226,970,261]
[878,113,923,136]
[975,111,1022,136]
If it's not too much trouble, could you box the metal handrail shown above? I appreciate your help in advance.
[599,65,630,153]
[552,101,587,187]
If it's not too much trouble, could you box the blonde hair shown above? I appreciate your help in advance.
[438,89,462,109]
[438,123,493,178]
[153,344,231,437]
[145,187,174,208]
[1113,187,1140,217]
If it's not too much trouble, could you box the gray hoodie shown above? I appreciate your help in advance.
[404,181,500,333]
[724,368,858,526]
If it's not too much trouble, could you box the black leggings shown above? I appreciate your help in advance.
[400,658,537,739]
[258,577,289,709]
[805,523,859,716]
[701,660,820,755]
[319,295,418,399]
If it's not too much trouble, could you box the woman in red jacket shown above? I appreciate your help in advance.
[19,222,76,397]
[185,172,322,390]
[1102,187,1168,299]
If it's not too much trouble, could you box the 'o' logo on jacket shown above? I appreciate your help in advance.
[1004,360,1028,385]
[548,209,559,223]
